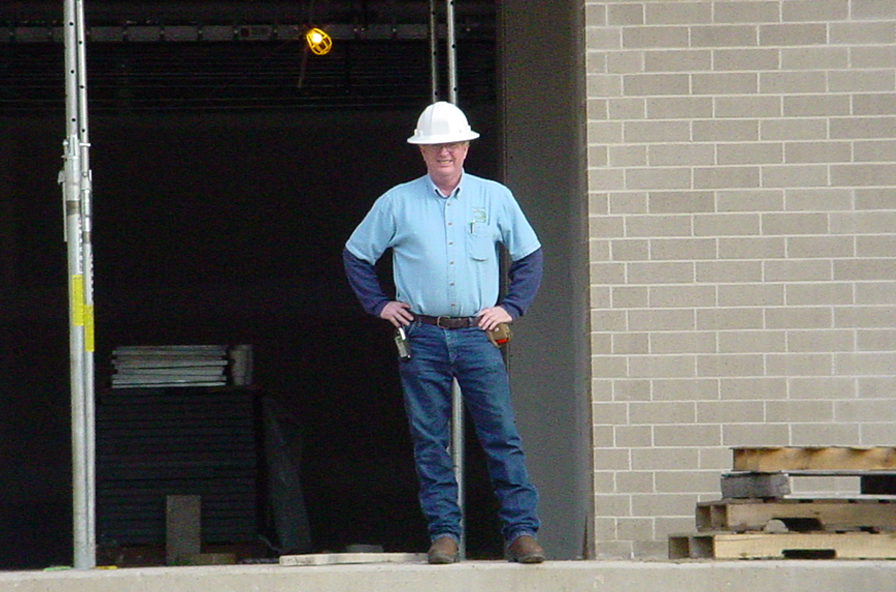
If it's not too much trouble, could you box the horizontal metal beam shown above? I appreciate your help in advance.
[0,0,497,24]
[1,22,495,43]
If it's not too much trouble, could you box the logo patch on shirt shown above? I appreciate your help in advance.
[471,208,487,224]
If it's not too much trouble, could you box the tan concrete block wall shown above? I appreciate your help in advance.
[584,0,896,559]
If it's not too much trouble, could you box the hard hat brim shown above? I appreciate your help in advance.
[407,130,480,145]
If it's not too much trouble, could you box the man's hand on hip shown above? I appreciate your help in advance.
[380,301,414,327]
[476,306,512,331]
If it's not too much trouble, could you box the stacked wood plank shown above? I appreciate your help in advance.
[669,447,896,560]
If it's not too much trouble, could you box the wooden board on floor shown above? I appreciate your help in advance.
[733,447,896,472]
[280,553,428,566]
[669,531,896,560]
[697,498,896,532]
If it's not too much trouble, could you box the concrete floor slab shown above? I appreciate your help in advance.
[1,560,895,592]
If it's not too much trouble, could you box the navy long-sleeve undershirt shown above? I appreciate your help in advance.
[342,247,543,320]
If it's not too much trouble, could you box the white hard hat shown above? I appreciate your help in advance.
[407,101,480,144]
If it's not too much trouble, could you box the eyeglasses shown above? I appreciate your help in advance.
[422,142,467,153]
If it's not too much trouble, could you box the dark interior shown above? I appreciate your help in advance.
[0,0,504,569]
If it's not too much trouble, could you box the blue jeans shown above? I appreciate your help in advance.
[398,320,540,543]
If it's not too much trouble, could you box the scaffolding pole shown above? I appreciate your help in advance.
[446,0,458,104]
[428,0,439,102]
[62,0,96,569]
[443,0,464,561]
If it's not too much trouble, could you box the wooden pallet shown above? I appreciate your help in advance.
[672,447,896,560]
[733,447,896,472]
[669,531,896,560]
[696,498,896,533]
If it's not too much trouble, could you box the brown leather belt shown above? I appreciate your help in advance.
[415,314,479,329]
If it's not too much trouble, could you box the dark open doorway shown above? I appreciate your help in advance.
[1,2,509,567]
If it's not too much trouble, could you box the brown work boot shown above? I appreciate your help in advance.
[505,534,545,563]
[427,536,458,564]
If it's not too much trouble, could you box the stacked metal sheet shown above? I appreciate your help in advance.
[96,386,260,547]
[111,345,229,388]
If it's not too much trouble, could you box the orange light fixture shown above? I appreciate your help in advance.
[305,27,332,55]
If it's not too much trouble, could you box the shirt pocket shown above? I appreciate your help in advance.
[467,224,495,261]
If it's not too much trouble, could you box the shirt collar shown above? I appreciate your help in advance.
[425,169,465,199]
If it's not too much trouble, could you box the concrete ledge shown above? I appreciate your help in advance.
[2,560,896,592]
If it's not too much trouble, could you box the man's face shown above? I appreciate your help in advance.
[419,142,469,179]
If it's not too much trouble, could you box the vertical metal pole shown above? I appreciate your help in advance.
[428,0,439,102]
[445,0,463,561]
[450,378,464,559]
[446,0,458,104]
[75,0,96,566]
[62,0,95,569]
[425,0,464,560]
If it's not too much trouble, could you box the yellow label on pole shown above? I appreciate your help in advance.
[84,304,95,352]
[71,275,85,326]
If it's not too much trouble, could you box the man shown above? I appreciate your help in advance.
[343,101,545,564]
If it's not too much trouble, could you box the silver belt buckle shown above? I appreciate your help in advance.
[436,316,450,328]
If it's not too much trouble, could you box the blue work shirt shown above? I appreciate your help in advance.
[345,171,541,318]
